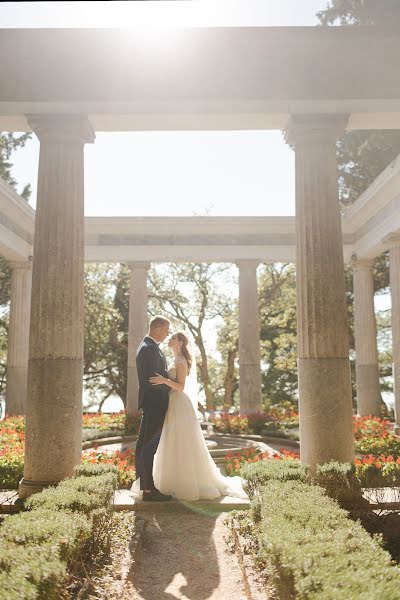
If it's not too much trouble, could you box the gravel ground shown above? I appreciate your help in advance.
[132,511,248,600]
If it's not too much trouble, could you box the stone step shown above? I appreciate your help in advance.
[113,489,250,513]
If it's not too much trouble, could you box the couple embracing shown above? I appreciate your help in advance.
[133,316,247,502]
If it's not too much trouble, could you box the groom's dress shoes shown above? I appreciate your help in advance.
[143,490,172,502]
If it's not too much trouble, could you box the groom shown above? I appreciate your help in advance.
[135,316,172,502]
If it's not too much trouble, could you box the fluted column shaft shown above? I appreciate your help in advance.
[286,115,354,469]
[5,260,32,416]
[237,260,262,414]
[126,262,150,416]
[389,242,400,425]
[19,115,95,499]
[352,258,381,416]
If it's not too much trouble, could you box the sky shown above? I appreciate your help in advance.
[3,0,328,217]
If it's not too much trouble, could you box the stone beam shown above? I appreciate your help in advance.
[0,27,400,132]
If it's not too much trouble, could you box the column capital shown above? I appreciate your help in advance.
[285,114,349,147]
[127,261,151,271]
[350,255,374,271]
[235,260,260,270]
[8,259,33,271]
[383,231,400,250]
[26,114,95,144]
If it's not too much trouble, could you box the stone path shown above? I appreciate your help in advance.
[114,489,250,512]
[131,511,248,600]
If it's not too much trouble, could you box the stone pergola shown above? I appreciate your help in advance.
[1,26,400,497]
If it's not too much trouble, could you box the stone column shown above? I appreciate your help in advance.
[386,235,400,426]
[19,115,95,499]
[5,259,32,416]
[352,257,381,416]
[237,260,262,414]
[285,115,354,469]
[126,261,150,416]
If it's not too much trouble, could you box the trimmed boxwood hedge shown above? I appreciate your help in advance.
[0,464,118,600]
[241,460,400,599]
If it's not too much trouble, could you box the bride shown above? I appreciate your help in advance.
[148,331,248,502]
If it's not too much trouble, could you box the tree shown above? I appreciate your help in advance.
[317,0,400,26]
[0,132,32,200]
[83,263,125,410]
[148,263,234,412]
[258,264,298,406]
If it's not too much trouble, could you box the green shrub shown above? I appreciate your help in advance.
[255,479,400,599]
[314,461,361,502]
[0,453,24,489]
[241,459,308,498]
[0,542,67,600]
[74,463,118,478]
[0,464,116,600]
[0,508,91,562]
[0,571,37,600]
[26,472,116,514]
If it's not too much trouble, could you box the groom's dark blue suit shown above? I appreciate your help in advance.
[135,336,170,491]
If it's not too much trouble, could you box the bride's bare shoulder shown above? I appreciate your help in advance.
[175,356,187,366]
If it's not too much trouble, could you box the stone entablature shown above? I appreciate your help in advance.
[1,27,400,132]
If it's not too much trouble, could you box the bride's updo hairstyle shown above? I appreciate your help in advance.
[176,332,192,374]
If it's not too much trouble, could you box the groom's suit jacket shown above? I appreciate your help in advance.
[136,336,170,431]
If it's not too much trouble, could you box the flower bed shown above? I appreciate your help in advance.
[354,415,400,457]
[82,448,135,489]
[225,447,299,476]
[211,409,299,435]
[82,411,141,435]
[0,416,24,489]
[226,416,400,489]
[0,414,137,489]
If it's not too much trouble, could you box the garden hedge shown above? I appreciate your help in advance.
[0,464,117,600]
[241,460,400,599]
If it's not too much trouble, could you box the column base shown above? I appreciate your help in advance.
[356,363,382,416]
[298,357,354,469]
[19,477,59,500]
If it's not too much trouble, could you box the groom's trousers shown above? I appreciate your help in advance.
[136,431,161,491]
[135,409,165,491]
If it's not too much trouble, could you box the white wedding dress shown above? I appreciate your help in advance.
[152,357,248,501]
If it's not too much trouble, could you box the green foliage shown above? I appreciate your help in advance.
[356,434,400,457]
[149,262,235,411]
[0,465,115,600]
[1,509,91,562]
[0,542,67,600]
[258,264,298,405]
[74,463,119,478]
[241,459,308,498]
[0,132,31,196]
[317,0,400,26]
[255,479,400,599]
[83,263,126,408]
[26,472,116,515]
[0,451,24,489]
[314,461,361,501]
